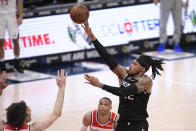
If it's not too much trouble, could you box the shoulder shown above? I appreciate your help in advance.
[82,111,92,127]
[140,75,153,85]
[143,75,153,93]
[114,113,119,122]
[113,113,119,129]
[0,120,6,131]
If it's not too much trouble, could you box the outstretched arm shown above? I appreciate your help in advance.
[79,112,91,131]
[31,69,67,131]
[84,74,152,97]
[82,21,127,80]
[0,71,10,96]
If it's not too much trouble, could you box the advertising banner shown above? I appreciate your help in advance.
[3,1,196,60]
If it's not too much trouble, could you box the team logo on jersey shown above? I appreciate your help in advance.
[122,81,131,87]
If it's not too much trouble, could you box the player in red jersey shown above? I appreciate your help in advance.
[0,69,67,131]
[80,97,119,131]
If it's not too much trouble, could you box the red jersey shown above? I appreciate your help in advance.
[90,110,117,131]
[3,124,30,131]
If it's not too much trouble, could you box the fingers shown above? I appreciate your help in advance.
[0,71,6,81]
[81,24,85,29]
[84,74,90,78]
[85,81,90,84]
[85,74,91,77]
[84,76,89,81]
[57,70,60,79]
[61,69,64,78]
[57,69,67,80]
[65,72,68,78]
[84,74,91,82]
[3,83,10,89]
[84,21,88,25]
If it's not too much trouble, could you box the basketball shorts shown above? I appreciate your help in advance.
[115,119,148,131]
[0,13,19,39]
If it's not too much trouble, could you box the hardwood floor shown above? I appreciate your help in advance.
[0,57,196,131]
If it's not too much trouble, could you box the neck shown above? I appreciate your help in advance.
[133,73,145,80]
[97,111,110,123]
[98,111,110,118]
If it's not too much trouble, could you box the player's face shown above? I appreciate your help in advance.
[98,99,112,115]
[25,106,31,123]
[128,60,143,75]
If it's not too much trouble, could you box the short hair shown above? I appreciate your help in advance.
[100,97,112,105]
[6,101,27,128]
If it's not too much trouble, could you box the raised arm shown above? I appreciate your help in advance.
[82,21,127,80]
[84,74,152,97]
[31,69,67,131]
[79,112,91,131]
[0,71,10,96]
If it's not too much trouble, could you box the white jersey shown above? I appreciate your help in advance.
[0,0,17,14]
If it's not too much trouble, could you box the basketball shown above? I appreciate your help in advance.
[70,4,89,24]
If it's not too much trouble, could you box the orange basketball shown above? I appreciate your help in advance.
[70,4,89,24]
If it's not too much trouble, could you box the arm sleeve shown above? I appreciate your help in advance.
[92,39,118,70]
[102,84,138,97]
[79,124,88,131]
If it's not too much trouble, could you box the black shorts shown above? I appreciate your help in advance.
[115,119,148,131]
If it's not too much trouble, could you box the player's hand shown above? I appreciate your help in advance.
[81,21,97,41]
[84,74,102,88]
[0,71,10,96]
[153,0,158,5]
[17,15,23,25]
[56,69,67,89]
[81,21,93,37]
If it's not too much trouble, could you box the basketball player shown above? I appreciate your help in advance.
[0,69,67,131]
[0,0,23,73]
[80,97,119,131]
[82,21,164,131]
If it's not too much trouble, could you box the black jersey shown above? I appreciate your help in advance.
[118,74,151,120]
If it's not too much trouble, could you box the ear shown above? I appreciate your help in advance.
[141,66,146,72]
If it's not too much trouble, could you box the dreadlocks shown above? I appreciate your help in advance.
[136,55,164,80]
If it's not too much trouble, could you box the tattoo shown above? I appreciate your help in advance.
[135,82,147,94]
[135,76,151,94]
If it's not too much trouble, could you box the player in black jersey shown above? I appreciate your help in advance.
[82,21,164,131]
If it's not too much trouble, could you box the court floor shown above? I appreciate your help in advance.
[0,57,196,131]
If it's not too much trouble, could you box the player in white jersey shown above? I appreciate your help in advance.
[0,69,67,131]
[80,97,119,131]
[0,0,23,73]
